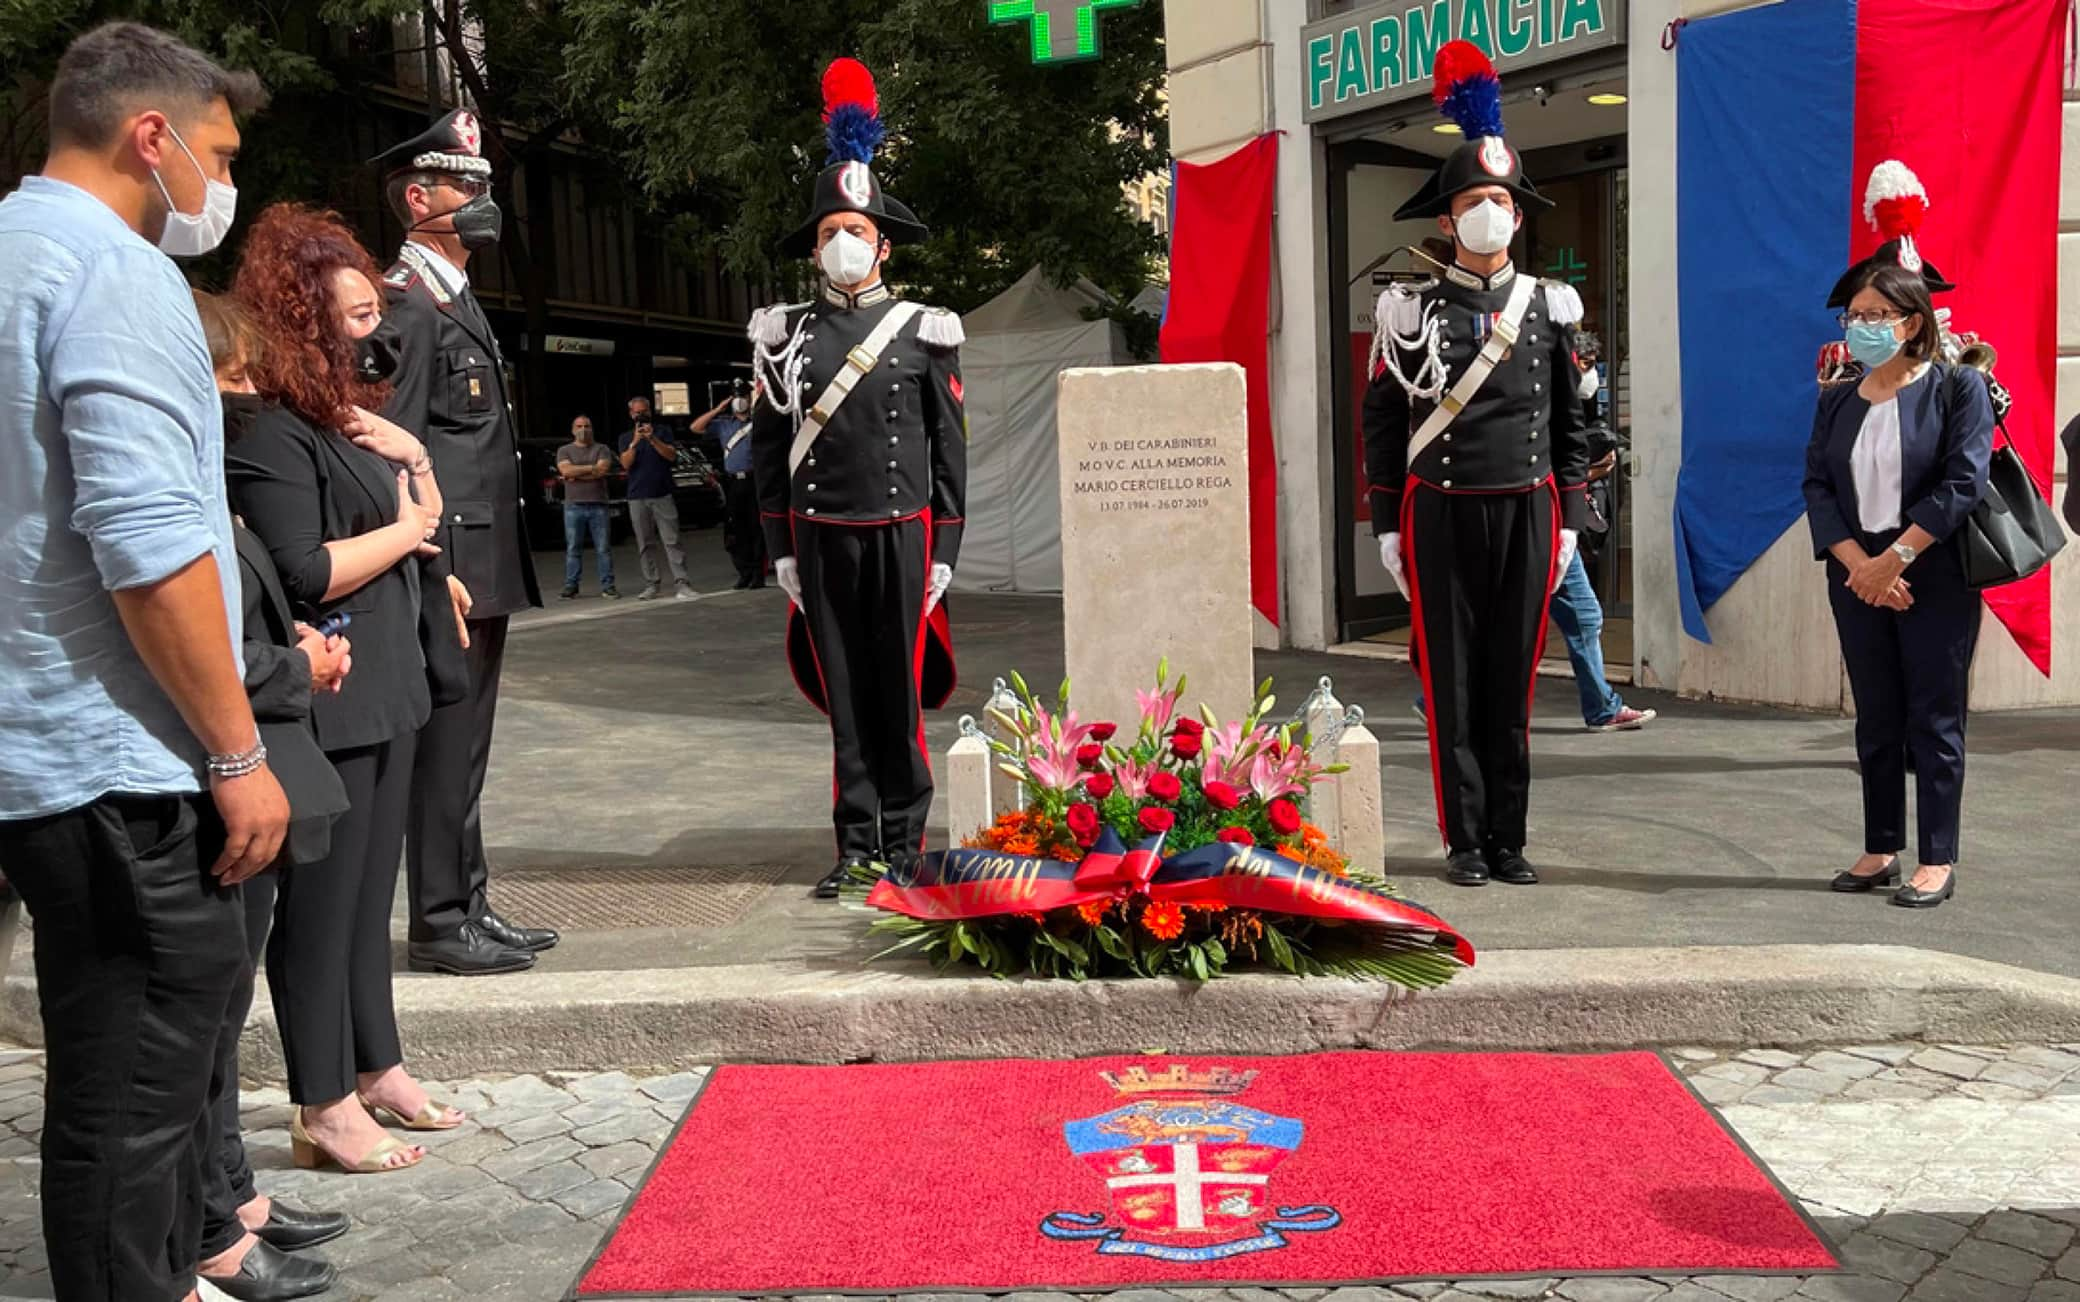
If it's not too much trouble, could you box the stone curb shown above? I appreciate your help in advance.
[7,942,2080,1082]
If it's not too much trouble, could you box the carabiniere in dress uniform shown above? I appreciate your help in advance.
[749,58,967,901]
[1362,42,1592,890]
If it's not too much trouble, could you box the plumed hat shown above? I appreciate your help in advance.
[369,108,492,180]
[780,59,928,258]
[1393,43,1550,221]
[1826,160,1956,308]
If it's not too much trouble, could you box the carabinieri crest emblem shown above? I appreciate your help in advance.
[1040,1064,1340,1262]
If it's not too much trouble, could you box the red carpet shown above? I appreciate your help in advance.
[574,1051,1835,1296]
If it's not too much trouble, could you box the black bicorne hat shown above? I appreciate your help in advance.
[780,59,928,258]
[1393,42,1550,222]
[368,108,492,180]
[1827,161,1956,308]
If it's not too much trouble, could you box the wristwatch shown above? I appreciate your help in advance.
[1890,541,1919,565]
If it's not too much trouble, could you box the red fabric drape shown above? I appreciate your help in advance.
[1853,0,2066,675]
[1161,133,1281,630]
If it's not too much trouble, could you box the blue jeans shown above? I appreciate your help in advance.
[1413,551,1626,726]
[563,502,613,592]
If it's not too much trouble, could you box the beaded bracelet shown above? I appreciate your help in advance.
[207,738,268,780]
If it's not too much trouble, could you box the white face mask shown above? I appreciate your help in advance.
[150,122,237,258]
[819,229,880,288]
[1576,366,1601,400]
[731,399,749,415]
[1453,199,1515,257]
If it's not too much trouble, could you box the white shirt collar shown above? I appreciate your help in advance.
[405,241,469,295]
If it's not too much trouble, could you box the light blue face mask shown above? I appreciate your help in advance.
[1845,320,1905,369]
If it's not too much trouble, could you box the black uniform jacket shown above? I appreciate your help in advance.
[234,524,350,865]
[1803,364,1994,559]
[749,296,967,569]
[1362,269,1591,535]
[380,252,542,619]
[227,403,440,753]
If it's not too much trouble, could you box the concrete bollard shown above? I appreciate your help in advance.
[1334,723,1387,876]
[946,725,994,849]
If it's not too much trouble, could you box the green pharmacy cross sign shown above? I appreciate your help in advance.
[990,0,1142,65]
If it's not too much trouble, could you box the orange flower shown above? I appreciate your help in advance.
[1300,822,1329,847]
[1184,900,1229,915]
[1017,911,1047,923]
[1004,835,1039,856]
[1219,910,1265,954]
[1139,900,1186,942]
[1075,899,1110,926]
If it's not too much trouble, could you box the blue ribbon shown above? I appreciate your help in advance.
[1039,1205,1342,1262]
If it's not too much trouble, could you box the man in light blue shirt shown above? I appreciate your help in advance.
[0,23,287,1302]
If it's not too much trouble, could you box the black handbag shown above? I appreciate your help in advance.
[1954,392,2067,590]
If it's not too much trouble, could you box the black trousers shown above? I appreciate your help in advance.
[406,614,507,940]
[1827,537,1980,864]
[271,741,412,1103]
[0,793,243,1302]
[1404,483,1557,854]
[796,517,933,860]
[200,869,276,1259]
[725,474,766,582]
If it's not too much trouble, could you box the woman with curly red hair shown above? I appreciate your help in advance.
[227,202,464,1175]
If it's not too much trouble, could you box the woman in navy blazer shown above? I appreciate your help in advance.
[1803,262,1993,909]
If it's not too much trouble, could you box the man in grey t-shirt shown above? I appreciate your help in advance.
[556,415,617,598]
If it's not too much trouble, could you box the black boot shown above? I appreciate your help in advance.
[479,908,560,953]
[254,1202,349,1253]
[201,1239,337,1302]
[817,857,870,899]
[1446,850,1489,887]
[1486,847,1540,886]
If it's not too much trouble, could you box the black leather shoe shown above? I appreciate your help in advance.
[254,1202,348,1253]
[407,922,535,976]
[1446,850,1489,887]
[1486,848,1540,886]
[201,1238,337,1302]
[747,577,767,590]
[479,908,559,953]
[1830,856,1900,893]
[732,575,751,590]
[1892,866,1956,909]
[817,857,870,899]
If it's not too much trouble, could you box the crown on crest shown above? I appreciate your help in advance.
[1099,1064,1258,1098]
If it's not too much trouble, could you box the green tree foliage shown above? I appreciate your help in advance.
[563,0,1169,313]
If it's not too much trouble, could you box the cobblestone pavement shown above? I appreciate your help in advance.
[2,1044,2079,1301]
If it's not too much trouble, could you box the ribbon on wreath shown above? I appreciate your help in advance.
[864,828,1475,966]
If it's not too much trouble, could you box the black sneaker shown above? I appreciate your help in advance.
[559,588,578,600]
[601,587,620,599]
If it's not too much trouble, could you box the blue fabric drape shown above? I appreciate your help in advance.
[1674,0,1857,640]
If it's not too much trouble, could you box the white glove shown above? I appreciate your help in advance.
[924,562,953,614]
[1378,533,1409,600]
[1553,529,1579,594]
[775,557,803,610]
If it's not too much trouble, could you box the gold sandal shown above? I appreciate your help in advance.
[359,1096,466,1132]
[290,1108,424,1173]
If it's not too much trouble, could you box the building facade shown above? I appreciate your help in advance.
[1162,0,2080,709]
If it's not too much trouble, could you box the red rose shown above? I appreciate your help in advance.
[1203,780,1242,812]
[1173,717,1206,738]
[1170,732,1204,760]
[1138,807,1176,834]
[1148,772,1183,802]
[1066,802,1101,847]
[1075,743,1104,768]
[1267,798,1303,836]
[1216,826,1256,847]
[1089,722,1118,742]
[1084,772,1115,800]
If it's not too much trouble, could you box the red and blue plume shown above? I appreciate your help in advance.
[821,57,884,166]
[1432,41,1504,139]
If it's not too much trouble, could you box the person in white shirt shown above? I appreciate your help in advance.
[1803,260,1993,910]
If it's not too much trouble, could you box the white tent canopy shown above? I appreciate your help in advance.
[954,266,1133,593]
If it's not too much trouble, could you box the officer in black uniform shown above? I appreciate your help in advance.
[1362,44,1591,889]
[748,58,965,899]
[371,109,557,973]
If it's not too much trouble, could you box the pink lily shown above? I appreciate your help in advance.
[1134,686,1181,739]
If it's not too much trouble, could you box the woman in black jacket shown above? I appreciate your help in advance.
[228,204,465,1175]
[1803,262,1992,910]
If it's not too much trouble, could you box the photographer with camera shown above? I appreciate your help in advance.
[619,395,695,601]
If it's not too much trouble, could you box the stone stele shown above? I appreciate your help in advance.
[1057,363,1253,728]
